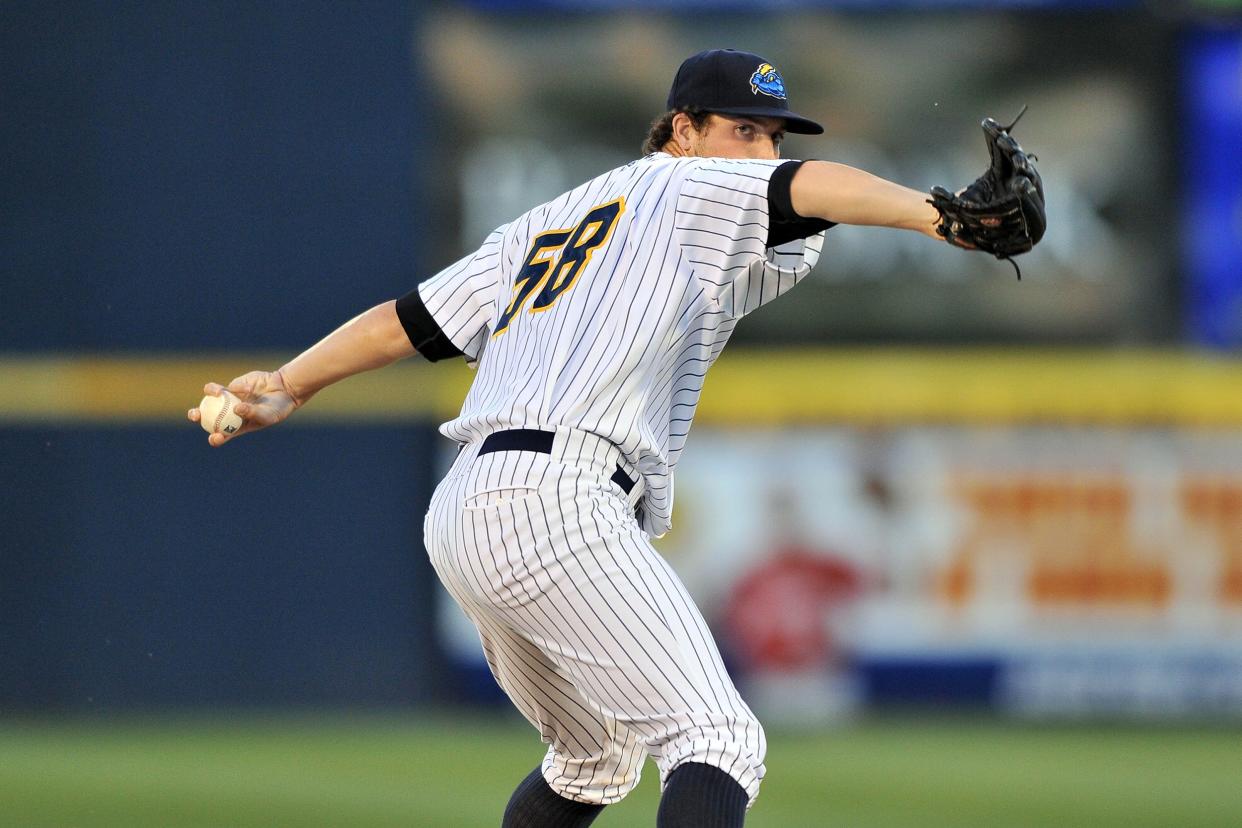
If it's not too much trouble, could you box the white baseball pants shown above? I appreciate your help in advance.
[423,426,766,806]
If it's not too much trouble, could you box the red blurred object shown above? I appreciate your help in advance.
[723,547,862,671]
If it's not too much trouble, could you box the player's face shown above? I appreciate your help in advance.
[693,115,785,160]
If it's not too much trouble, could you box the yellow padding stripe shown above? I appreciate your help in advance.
[1,350,1241,426]
[700,349,1242,426]
[0,354,463,425]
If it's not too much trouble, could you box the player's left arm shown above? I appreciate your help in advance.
[190,223,505,447]
[788,161,941,238]
[272,300,416,401]
[187,301,415,447]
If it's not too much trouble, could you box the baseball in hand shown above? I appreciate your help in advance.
[198,390,244,435]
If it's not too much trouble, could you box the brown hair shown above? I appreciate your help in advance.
[642,107,711,155]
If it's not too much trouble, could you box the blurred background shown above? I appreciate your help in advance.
[2,0,1241,826]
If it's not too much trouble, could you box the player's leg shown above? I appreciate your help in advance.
[504,757,747,828]
[433,571,641,824]
[425,470,647,814]
[427,445,762,820]
[471,601,646,803]
[656,762,749,828]
[458,590,647,820]
[483,469,767,814]
[503,767,602,828]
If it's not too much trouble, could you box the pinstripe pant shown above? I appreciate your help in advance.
[424,426,766,807]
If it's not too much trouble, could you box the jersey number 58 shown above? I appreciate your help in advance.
[493,197,625,337]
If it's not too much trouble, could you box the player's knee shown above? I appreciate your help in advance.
[542,742,646,805]
[655,718,767,807]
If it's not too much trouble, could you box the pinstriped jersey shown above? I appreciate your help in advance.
[410,152,826,537]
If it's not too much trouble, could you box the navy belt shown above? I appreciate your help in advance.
[479,429,636,495]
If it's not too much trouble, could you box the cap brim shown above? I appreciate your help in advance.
[707,105,824,135]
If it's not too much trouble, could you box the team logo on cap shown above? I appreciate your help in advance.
[749,63,787,100]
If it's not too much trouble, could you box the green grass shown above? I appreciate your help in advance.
[0,713,1238,827]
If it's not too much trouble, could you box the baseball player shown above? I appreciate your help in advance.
[189,49,1043,827]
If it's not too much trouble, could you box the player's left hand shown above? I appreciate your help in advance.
[187,370,300,447]
[929,108,1046,271]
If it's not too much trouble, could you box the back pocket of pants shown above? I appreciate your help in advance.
[462,486,540,510]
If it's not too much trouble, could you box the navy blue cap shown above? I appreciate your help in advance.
[667,49,824,135]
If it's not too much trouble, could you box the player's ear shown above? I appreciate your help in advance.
[670,112,701,156]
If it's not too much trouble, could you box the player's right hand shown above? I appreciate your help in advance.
[187,370,300,447]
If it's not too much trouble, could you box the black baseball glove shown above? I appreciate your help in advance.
[929,108,1046,275]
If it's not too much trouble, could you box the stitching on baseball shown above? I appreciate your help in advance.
[213,395,229,434]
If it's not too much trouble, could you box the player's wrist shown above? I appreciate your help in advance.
[275,367,309,408]
[923,200,946,240]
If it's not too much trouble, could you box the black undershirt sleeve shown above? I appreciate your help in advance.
[394,286,466,362]
[767,159,837,249]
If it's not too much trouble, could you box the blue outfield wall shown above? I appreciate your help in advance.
[0,0,424,351]
[0,1,445,713]
[0,425,447,712]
